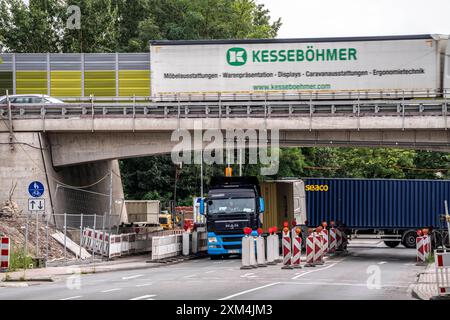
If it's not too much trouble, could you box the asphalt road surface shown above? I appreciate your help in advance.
[0,240,424,300]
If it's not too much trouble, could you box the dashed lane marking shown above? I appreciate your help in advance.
[122,274,144,280]
[101,288,121,293]
[136,283,153,287]
[130,294,157,300]
[378,261,387,265]
[59,296,82,300]
[219,282,281,300]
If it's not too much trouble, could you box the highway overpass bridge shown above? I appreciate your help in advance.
[1,97,449,226]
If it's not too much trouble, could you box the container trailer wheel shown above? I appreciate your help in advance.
[401,230,417,249]
[384,241,400,248]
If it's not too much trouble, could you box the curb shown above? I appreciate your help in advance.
[0,256,210,286]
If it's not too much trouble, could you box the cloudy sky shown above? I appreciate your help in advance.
[258,0,450,38]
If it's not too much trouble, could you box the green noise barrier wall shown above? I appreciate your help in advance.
[0,53,150,97]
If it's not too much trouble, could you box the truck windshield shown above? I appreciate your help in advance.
[159,217,168,224]
[207,198,255,214]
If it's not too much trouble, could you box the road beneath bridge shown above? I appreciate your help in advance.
[0,241,424,300]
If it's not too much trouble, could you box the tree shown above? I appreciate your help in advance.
[0,0,65,52]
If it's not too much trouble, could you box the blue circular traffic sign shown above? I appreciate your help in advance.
[28,181,45,198]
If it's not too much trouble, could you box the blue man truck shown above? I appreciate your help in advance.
[199,177,306,258]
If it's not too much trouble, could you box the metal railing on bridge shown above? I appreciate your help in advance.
[0,91,449,120]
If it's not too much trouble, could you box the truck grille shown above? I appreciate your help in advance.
[222,236,243,243]
[223,244,241,250]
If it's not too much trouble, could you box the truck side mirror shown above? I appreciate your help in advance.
[259,197,265,213]
[199,198,205,216]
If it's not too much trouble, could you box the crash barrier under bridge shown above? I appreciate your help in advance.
[81,228,207,260]
[435,249,450,297]
[241,226,348,269]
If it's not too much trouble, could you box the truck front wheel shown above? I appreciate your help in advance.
[384,241,400,248]
[402,230,417,249]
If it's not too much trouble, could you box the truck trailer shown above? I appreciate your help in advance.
[149,34,450,99]
[303,178,450,248]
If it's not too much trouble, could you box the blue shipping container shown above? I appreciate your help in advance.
[304,178,450,229]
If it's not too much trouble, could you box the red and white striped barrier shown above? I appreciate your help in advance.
[292,231,302,269]
[305,234,316,267]
[314,233,324,265]
[281,230,293,269]
[321,229,329,254]
[328,228,337,254]
[1,236,10,272]
[336,228,343,250]
[108,235,122,258]
[435,250,450,296]
[416,236,430,264]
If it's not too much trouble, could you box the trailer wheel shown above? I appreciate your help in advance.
[384,241,400,248]
[402,231,417,249]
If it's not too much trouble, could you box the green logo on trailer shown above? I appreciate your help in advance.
[226,47,247,66]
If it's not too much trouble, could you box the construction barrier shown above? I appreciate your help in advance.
[108,235,122,258]
[336,228,343,250]
[305,234,316,267]
[240,235,252,270]
[292,232,302,269]
[266,232,276,265]
[151,234,182,260]
[416,236,430,264]
[182,232,190,256]
[249,236,257,268]
[256,231,267,267]
[314,233,324,265]
[435,249,450,297]
[321,229,329,254]
[273,232,282,263]
[281,230,293,269]
[1,236,10,272]
[328,228,337,254]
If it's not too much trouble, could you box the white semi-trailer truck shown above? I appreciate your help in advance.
[150,34,450,100]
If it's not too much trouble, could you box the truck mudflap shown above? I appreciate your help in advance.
[207,231,258,255]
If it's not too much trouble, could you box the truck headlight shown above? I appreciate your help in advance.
[208,237,218,243]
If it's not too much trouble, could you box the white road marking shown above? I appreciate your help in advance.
[291,263,338,280]
[283,281,410,288]
[213,261,224,264]
[59,295,82,300]
[378,261,387,265]
[219,282,280,300]
[122,274,144,280]
[240,273,255,278]
[184,274,197,279]
[205,270,215,274]
[130,294,156,300]
[101,288,121,293]
[136,283,153,287]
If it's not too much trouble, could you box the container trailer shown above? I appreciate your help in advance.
[303,178,450,248]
